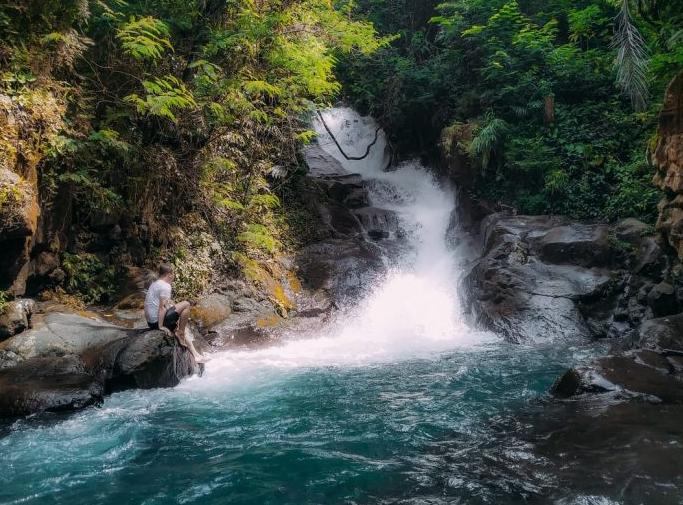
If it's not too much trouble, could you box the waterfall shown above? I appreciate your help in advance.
[193,108,485,387]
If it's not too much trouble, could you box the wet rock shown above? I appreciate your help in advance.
[353,207,400,239]
[318,202,363,238]
[0,355,103,418]
[101,330,200,392]
[634,236,666,276]
[646,282,677,317]
[615,218,650,244]
[0,298,36,341]
[316,173,370,209]
[304,144,345,177]
[552,314,683,404]
[552,355,683,404]
[464,214,615,342]
[232,296,266,313]
[535,224,611,267]
[638,312,683,351]
[0,308,201,417]
[206,318,278,349]
[296,239,385,303]
[550,369,584,398]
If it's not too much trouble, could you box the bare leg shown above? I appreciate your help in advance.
[174,304,204,362]
[175,302,191,337]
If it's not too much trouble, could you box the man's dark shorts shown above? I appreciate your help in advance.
[147,306,180,331]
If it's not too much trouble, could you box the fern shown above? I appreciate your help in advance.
[249,193,280,210]
[544,169,570,194]
[125,76,197,122]
[243,80,283,99]
[117,16,173,61]
[470,114,508,171]
[295,129,317,144]
[237,223,281,253]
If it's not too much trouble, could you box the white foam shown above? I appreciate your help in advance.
[187,108,489,391]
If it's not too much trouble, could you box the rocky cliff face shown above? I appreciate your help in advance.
[652,71,683,259]
[463,214,672,343]
[0,92,68,297]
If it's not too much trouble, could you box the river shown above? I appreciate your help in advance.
[1,109,681,505]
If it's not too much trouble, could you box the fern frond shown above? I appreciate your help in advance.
[470,114,508,171]
[124,76,196,122]
[117,16,173,61]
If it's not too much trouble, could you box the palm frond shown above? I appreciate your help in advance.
[612,0,649,110]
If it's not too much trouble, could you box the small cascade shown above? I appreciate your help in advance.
[196,106,481,381]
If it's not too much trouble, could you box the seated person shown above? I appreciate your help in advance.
[144,263,204,363]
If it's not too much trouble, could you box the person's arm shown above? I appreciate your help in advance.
[158,297,171,335]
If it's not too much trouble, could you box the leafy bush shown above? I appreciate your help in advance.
[61,253,116,305]
[341,0,680,223]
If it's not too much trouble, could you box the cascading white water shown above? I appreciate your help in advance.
[190,108,485,387]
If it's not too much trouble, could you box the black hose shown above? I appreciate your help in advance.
[316,110,382,161]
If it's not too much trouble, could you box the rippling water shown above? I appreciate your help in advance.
[1,342,599,505]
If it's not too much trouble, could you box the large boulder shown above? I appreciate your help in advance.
[638,312,683,351]
[296,238,385,304]
[191,293,233,330]
[0,312,131,369]
[533,223,611,267]
[463,214,679,343]
[464,214,617,342]
[0,355,103,417]
[0,308,201,418]
[0,298,36,341]
[99,330,199,392]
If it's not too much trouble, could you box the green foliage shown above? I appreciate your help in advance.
[125,76,197,121]
[0,184,21,213]
[237,223,281,254]
[469,114,508,171]
[116,16,172,61]
[62,253,117,305]
[340,0,680,223]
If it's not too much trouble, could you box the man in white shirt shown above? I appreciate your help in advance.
[144,263,204,363]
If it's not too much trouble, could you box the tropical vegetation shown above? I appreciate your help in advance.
[340,0,683,219]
